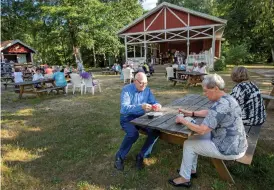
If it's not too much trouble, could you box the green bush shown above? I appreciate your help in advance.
[214,56,226,71]
[224,44,248,65]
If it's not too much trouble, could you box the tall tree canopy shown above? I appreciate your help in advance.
[1,0,143,66]
[157,0,274,62]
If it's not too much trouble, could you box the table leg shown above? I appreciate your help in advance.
[173,81,177,86]
[211,158,235,184]
[19,86,24,99]
[270,87,274,96]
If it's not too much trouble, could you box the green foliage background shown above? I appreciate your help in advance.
[1,0,273,67]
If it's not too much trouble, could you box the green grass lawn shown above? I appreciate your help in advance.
[1,69,274,190]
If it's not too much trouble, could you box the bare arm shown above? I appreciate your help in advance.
[176,116,212,135]
[179,109,208,117]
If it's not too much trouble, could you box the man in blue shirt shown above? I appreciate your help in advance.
[52,68,67,88]
[115,72,162,171]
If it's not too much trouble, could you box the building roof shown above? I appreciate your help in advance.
[0,39,36,53]
[118,2,227,35]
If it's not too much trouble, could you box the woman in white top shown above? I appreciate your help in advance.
[32,68,44,81]
[192,62,199,72]
[13,68,23,83]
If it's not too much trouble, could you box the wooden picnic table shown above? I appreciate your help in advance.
[131,94,212,143]
[131,94,262,183]
[172,71,207,87]
[15,79,65,98]
[262,81,274,109]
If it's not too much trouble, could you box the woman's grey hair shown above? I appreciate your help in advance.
[202,74,225,90]
[231,66,249,83]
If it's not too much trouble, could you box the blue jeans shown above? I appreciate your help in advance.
[116,114,159,160]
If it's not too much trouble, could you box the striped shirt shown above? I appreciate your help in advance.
[231,81,266,126]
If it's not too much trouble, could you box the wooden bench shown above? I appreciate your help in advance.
[140,124,262,184]
[212,125,262,183]
[3,82,15,90]
[101,70,116,75]
[262,94,274,109]
[36,86,66,96]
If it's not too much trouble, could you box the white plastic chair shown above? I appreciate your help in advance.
[83,78,102,95]
[123,68,133,84]
[166,67,174,81]
[69,73,85,95]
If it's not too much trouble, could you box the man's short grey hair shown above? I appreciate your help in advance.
[202,74,225,90]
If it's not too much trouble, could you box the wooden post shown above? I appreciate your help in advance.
[124,36,128,61]
[211,158,235,184]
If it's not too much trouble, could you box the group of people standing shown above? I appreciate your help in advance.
[114,66,266,188]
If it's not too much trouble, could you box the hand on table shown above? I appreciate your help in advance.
[142,103,152,112]
[152,104,162,111]
[176,115,188,126]
[178,108,192,117]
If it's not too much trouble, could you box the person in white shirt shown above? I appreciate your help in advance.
[198,62,207,74]
[13,68,23,83]
[192,62,199,72]
[32,68,44,81]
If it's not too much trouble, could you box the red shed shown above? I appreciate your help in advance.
[117,2,227,70]
[0,39,36,64]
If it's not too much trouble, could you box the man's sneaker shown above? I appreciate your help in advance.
[114,156,124,171]
[135,154,144,170]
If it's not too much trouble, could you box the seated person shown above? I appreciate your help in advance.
[142,63,150,74]
[169,74,247,188]
[178,64,186,71]
[33,68,44,81]
[198,62,207,74]
[230,66,266,129]
[45,66,53,75]
[52,68,67,87]
[32,68,44,88]
[13,68,23,83]
[115,72,162,171]
[191,62,199,72]
[64,65,70,76]
[172,63,179,69]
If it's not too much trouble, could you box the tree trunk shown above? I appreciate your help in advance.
[271,47,274,63]
[73,46,83,64]
[93,45,96,67]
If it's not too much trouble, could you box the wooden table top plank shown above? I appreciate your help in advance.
[130,94,213,136]
[176,71,207,76]
[148,95,207,135]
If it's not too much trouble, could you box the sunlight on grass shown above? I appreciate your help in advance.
[144,157,158,166]
[3,146,42,162]
[16,108,34,116]
[77,181,104,190]
[1,129,18,140]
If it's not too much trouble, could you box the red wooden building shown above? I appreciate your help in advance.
[117,2,227,69]
[0,39,36,64]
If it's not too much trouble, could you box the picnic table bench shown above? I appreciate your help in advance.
[15,79,65,98]
[101,70,116,75]
[1,76,33,90]
[171,71,207,87]
[131,94,262,184]
[262,82,274,109]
